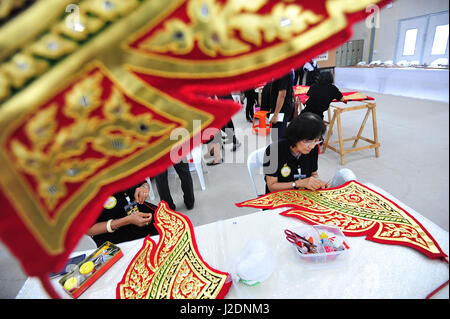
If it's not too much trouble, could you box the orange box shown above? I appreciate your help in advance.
[59,241,122,298]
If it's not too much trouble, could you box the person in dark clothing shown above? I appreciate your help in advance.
[260,82,272,112]
[218,94,241,152]
[301,72,345,119]
[221,120,241,152]
[263,112,328,194]
[304,60,320,86]
[269,72,294,141]
[205,129,223,166]
[88,182,159,247]
[155,160,195,211]
[294,66,304,86]
[243,88,257,122]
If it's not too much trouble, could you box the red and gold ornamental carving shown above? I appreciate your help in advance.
[237,181,447,260]
[117,202,232,299]
[0,0,392,297]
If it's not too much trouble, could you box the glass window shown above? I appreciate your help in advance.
[431,24,449,55]
[403,28,418,56]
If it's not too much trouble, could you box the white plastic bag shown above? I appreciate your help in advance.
[229,240,277,286]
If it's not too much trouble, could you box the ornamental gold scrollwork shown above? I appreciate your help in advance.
[118,203,230,299]
[2,53,49,89]
[0,0,28,19]
[172,259,206,299]
[306,186,412,224]
[122,239,155,299]
[143,0,323,57]
[237,181,446,258]
[0,0,144,105]
[81,0,140,21]
[379,223,427,247]
[10,70,173,209]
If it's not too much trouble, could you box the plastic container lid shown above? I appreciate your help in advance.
[64,276,78,291]
[80,261,94,275]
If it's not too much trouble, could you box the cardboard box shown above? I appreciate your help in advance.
[59,241,122,298]
[316,50,337,68]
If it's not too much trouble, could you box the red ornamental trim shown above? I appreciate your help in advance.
[117,202,232,299]
[0,0,393,284]
[236,180,447,260]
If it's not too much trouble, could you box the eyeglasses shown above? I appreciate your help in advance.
[302,137,323,147]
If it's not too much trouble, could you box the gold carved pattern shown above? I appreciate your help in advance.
[142,0,323,57]
[29,33,79,60]
[0,70,10,101]
[2,53,48,89]
[0,0,27,19]
[154,204,186,267]
[0,0,144,104]
[125,0,386,80]
[121,239,155,299]
[118,203,230,299]
[172,258,207,299]
[0,0,389,260]
[54,14,105,42]
[239,181,443,256]
[81,0,140,21]
[9,69,172,210]
[287,209,377,233]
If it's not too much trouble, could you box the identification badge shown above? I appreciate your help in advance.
[126,205,139,216]
[124,195,139,215]
[280,164,291,178]
[103,196,117,209]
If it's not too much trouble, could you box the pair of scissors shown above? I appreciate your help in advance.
[284,229,316,252]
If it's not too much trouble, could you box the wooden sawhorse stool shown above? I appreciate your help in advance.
[322,101,380,165]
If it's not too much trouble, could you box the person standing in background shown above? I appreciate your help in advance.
[269,72,294,141]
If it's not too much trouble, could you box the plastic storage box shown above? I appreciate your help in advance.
[289,224,350,265]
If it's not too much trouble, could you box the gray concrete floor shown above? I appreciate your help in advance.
[1,90,448,298]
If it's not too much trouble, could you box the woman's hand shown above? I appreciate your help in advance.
[134,185,149,204]
[128,212,153,227]
[296,177,328,191]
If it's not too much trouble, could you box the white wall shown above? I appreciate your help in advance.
[350,0,449,63]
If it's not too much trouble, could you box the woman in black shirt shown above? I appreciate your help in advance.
[302,72,345,119]
[263,112,329,193]
[87,182,159,247]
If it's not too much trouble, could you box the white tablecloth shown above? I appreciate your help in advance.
[335,67,449,103]
[16,183,449,299]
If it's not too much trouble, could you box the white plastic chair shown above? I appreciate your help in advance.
[74,235,98,251]
[167,145,206,191]
[247,147,266,198]
[231,93,241,103]
[190,145,206,191]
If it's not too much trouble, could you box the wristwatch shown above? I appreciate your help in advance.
[292,182,298,190]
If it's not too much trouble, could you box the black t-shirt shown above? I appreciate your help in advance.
[92,184,159,247]
[304,83,343,117]
[260,82,272,112]
[263,139,319,194]
[270,73,294,120]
